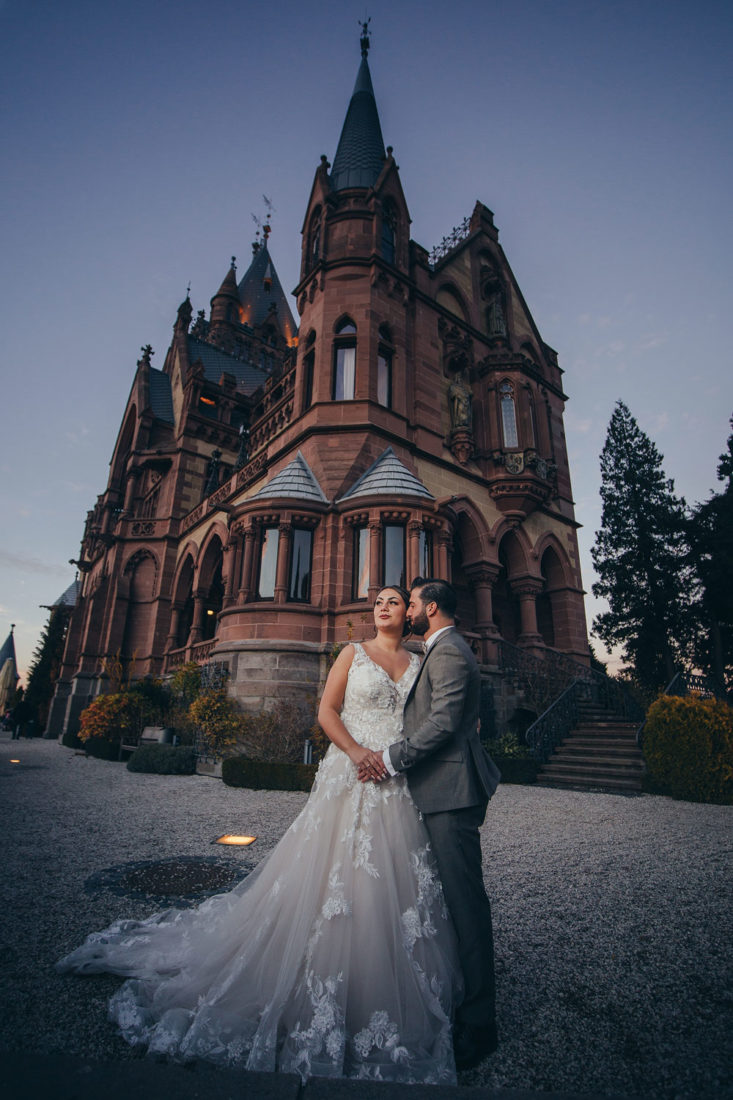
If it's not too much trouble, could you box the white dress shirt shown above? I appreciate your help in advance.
[381,626,454,776]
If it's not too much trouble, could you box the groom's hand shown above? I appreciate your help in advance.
[357,749,388,783]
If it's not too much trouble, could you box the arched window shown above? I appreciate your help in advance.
[333,318,357,401]
[307,207,321,273]
[302,330,316,410]
[500,381,519,449]
[377,324,392,409]
[381,200,397,265]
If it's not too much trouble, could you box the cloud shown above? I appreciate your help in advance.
[64,426,91,445]
[0,550,70,578]
[637,332,667,352]
[651,411,670,432]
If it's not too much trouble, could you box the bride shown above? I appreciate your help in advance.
[57,586,461,1083]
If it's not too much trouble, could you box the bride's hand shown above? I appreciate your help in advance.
[353,747,388,783]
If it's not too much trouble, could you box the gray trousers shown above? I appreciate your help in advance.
[422,802,496,1028]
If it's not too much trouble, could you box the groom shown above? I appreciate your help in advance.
[358,577,500,1071]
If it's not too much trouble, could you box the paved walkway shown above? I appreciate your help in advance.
[1,735,731,1098]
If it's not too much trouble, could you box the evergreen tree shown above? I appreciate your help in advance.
[687,415,733,696]
[23,605,71,731]
[591,401,691,692]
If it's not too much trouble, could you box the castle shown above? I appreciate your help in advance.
[48,28,589,740]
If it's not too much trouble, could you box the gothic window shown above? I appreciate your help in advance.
[307,207,322,273]
[527,389,538,448]
[381,200,397,265]
[288,528,313,602]
[333,318,357,400]
[418,528,433,576]
[257,526,279,599]
[303,331,316,410]
[383,524,405,588]
[500,381,519,449]
[377,325,392,409]
[352,526,370,600]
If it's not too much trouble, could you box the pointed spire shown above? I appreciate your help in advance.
[237,240,297,344]
[331,25,386,191]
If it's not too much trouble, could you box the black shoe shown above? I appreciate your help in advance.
[453,1020,498,1071]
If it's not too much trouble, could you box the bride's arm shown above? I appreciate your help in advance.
[317,646,379,770]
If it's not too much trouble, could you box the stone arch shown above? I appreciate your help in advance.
[196,531,226,641]
[535,535,576,652]
[436,284,469,322]
[492,530,528,644]
[120,549,158,663]
[172,551,195,649]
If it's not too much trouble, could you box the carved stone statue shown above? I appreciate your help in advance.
[486,290,506,337]
[449,375,472,430]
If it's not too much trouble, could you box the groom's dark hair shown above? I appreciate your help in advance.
[410,577,457,619]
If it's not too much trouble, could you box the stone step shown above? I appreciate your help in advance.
[541,759,644,780]
[539,772,643,791]
[558,745,643,762]
[545,755,644,773]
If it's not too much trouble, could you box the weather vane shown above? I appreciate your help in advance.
[360,15,371,58]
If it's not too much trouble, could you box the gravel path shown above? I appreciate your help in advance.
[1,735,730,1098]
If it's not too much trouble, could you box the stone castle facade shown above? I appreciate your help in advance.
[48,32,589,739]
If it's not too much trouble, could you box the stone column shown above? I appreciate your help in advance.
[166,604,182,650]
[407,521,421,586]
[188,592,207,645]
[275,522,292,603]
[436,528,453,580]
[122,468,141,515]
[466,563,501,664]
[367,520,382,602]
[223,536,240,608]
[238,525,257,603]
[511,578,545,653]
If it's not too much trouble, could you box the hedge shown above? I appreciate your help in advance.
[222,756,317,792]
[127,744,197,775]
[492,757,539,785]
[643,694,733,804]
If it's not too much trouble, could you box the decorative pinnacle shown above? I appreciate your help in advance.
[231,256,237,270]
[360,16,371,58]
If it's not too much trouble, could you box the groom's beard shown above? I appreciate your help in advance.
[407,610,429,636]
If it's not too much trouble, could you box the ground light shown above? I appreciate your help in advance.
[10,759,20,764]
[214,835,257,847]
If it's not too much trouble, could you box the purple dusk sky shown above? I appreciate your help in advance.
[1,0,731,678]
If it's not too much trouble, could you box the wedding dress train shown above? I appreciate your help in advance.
[57,644,461,1083]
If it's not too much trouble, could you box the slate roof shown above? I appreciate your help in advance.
[337,448,434,501]
[187,337,270,395]
[252,452,328,503]
[331,55,386,191]
[148,367,174,423]
[0,628,17,670]
[49,580,81,609]
[237,245,298,344]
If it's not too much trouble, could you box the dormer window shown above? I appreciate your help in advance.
[198,395,217,420]
[333,318,357,401]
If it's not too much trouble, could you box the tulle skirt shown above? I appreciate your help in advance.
[57,745,461,1083]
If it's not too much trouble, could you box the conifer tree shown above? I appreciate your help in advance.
[591,401,691,692]
[687,415,733,696]
[23,605,71,731]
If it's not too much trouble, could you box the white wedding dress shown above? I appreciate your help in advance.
[57,644,461,1083]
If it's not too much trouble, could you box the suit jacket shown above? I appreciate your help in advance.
[388,627,501,814]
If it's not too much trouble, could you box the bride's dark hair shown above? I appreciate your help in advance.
[374,585,411,637]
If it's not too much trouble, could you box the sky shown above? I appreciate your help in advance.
[1,0,731,680]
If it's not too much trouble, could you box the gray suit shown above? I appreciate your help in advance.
[388,627,499,1029]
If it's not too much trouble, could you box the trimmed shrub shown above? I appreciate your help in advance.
[127,744,197,775]
[222,756,317,792]
[83,737,123,761]
[493,757,539,785]
[643,694,733,804]
[61,729,82,750]
[189,689,241,756]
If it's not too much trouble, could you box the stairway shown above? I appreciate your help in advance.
[538,702,645,792]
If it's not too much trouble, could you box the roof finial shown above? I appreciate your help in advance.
[359,15,371,59]
[230,256,237,271]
